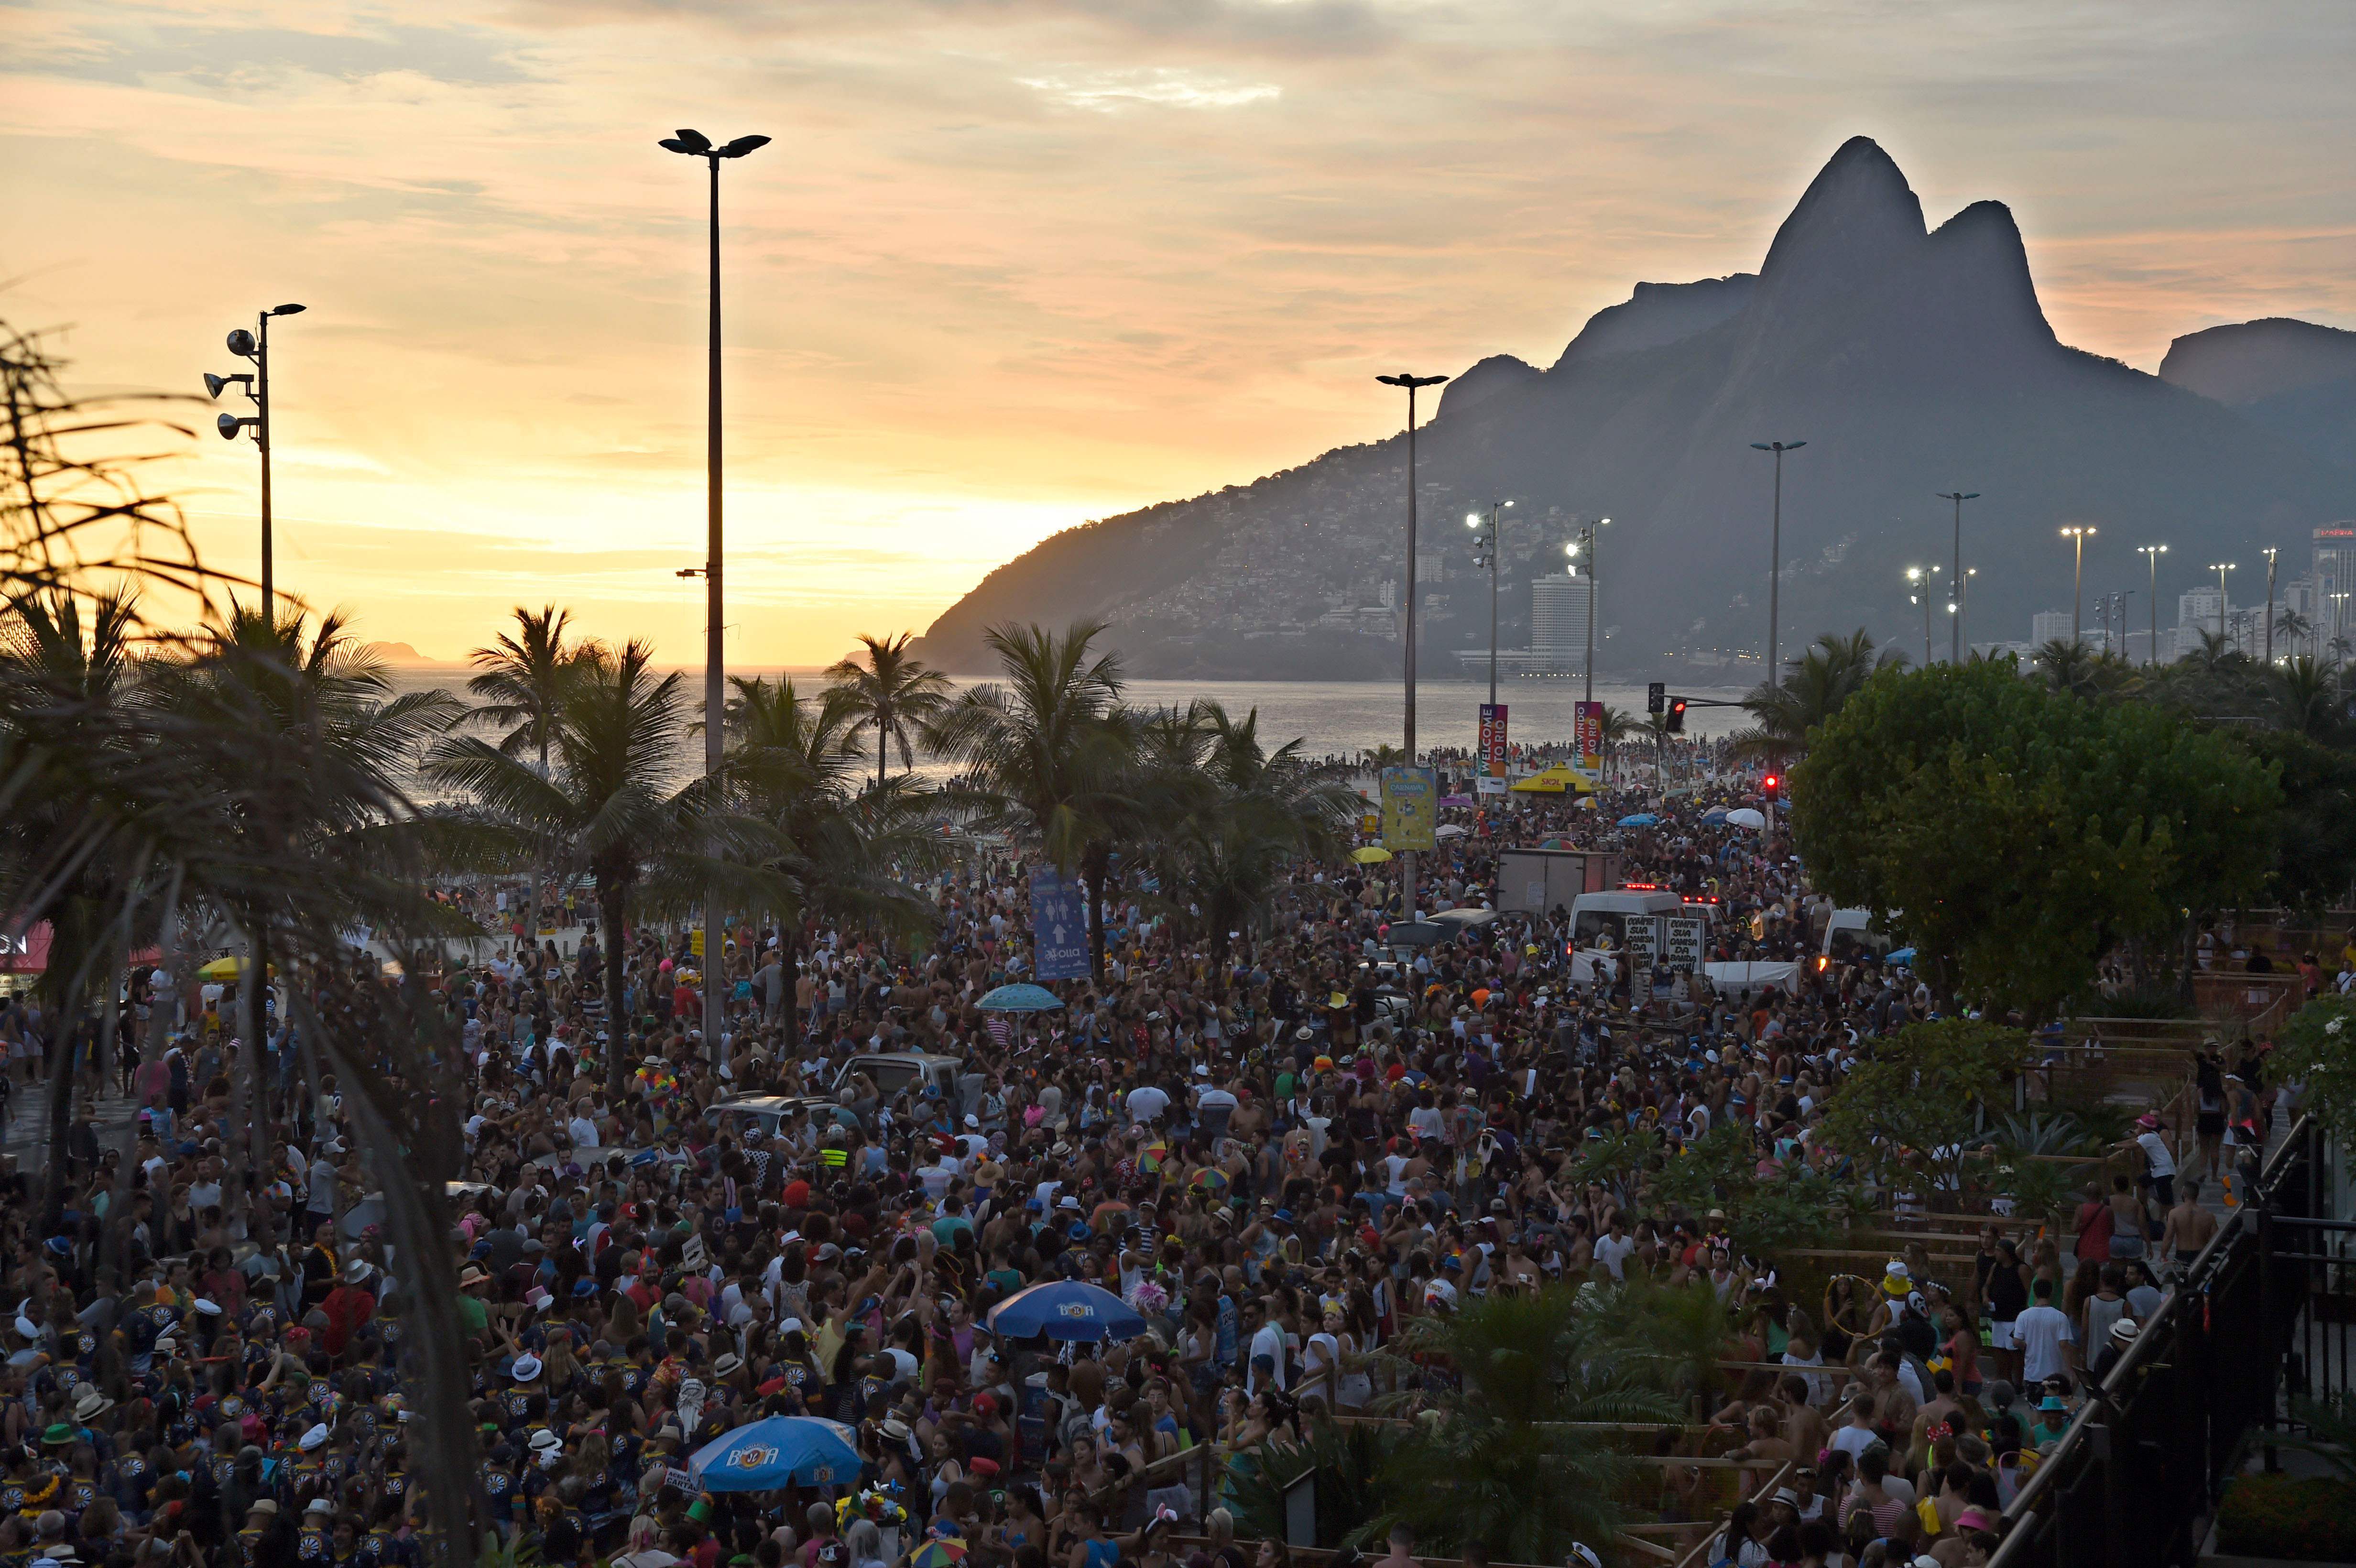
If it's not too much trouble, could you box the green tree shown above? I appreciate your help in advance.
[1369,1285,1677,1560]
[826,630,953,790]
[1792,659,2277,1015]
[429,638,759,1082]
[2265,995,2356,1149]
[2270,653,2345,742]
[1817,1019,2033,1194]
[1136,701,1355,983]
[2240,728,2356,915]
[927,621,1136,982]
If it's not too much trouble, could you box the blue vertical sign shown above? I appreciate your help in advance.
[1030,865,1091,981]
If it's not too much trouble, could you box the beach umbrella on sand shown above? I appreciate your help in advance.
[1352,846,1393,863]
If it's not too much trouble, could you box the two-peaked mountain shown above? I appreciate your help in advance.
[916,138,2356,678]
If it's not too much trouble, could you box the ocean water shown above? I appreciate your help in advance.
[386,667,1753,763]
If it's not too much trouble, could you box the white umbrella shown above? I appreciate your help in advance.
[1725,807,1767,829]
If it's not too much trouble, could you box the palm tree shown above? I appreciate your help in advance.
[0,588,149,1219]
[1595,703,1639,783]
[1731,628,1903,764]
[2275,606,2314,661]
[826,631,953,790]
[429,638,725,1080]
[2034,636,2099,696]
[1140,702,1355,983]
[927,621,1135,982]
[2272,653,2344,740]
[466,605,589,944]
[1369,1285,1678,1559]
[2185,625,2244,675]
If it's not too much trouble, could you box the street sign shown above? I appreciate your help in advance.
[1665,916,1704,972]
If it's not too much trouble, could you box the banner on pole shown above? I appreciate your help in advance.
[1029,865,1090,981]
[1379,766,1438,851]
[1575,700,1604,769]
[1478,703,1510,777]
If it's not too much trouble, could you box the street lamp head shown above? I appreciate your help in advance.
[717,135,771,158]
[1564,542,1580,559]
[1503,499,1515,509]
[1466,514,1482,528]
[216,412,251,440]
[203,372,234,400]
[226,328,257,359]
[1375,372,1450,389]
[662,128,714,154]
[268,303,305,316]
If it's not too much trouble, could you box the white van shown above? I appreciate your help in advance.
[1567,888,1688,949]
[1821,907,1893,962]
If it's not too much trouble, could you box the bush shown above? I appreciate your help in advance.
[2216,1474,2356,1561]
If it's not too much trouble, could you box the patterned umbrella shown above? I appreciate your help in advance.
[912,1541,969,1568]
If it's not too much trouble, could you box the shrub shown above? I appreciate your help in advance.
[2215,1474,2356,1561]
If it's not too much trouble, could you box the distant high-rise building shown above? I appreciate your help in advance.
[2178,586,2223,630]
[2030,610,2074,646]
[2316,524,2356,645]
[1415,548,1447,585]
[1530,572,1591,672]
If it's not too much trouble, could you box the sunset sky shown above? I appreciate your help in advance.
[6,0,2353,665]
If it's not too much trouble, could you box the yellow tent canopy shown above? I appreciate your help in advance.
[1508,764,1597,795]
[1351,846,1394,864]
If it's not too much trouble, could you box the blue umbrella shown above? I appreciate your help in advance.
[986,1279,1147,1343]
[977,982,1065,1012]
[1700,807,1730,825]
[1618,813,1659,828]
[689,1416,862,1491]
[1886,947,1916,966]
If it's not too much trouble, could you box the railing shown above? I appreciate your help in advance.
[1985,1115,2347,1568]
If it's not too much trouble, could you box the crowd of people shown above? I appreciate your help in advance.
[0,779,2303,1568]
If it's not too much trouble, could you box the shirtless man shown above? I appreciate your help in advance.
[2160,1178,2220,1272]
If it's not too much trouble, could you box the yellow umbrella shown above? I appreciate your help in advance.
[196,956,276,980]
[1352,846,1394,864]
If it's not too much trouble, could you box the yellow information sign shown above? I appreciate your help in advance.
[1379,766,1438,851]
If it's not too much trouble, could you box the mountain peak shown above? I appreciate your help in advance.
[1757,136,1926,294]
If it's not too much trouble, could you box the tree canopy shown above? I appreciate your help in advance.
[1790,657,2278,1017]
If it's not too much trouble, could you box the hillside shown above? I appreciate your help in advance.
[916,138,2356,677]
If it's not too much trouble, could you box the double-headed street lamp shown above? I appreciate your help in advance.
[2061,525,2097,644]
[2209,561,2237,646]
[1936,491,1979,661]
[1464,499,1513,706]
[660,125,769,1067]
[1375,370,1448,921]
[2137,544,2169,664]
[1906,565,1942,665]
[205,303,306,615]
[1750,441,1805,687]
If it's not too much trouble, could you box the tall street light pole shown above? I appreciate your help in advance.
[2262,546,2279,664]
[1749,442,1804,686]
[1936,491,1979,661]
[1465,499,1512,706]
[1906,566,1941,665]
[662,125,769,1070]
[206,304,306,617]
[2137,544,2168,664]
[2209,561,2236,646]
[1566,518,1611,708]
[2061,525,2096,644]
[1376,371,1448,922]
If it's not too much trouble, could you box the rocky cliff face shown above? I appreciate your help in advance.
[917,139,2356,678]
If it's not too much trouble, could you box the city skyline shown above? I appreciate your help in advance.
[5,0,2355,663]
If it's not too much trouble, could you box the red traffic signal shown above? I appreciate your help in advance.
[1762,773,1781,798]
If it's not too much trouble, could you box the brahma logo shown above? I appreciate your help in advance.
[810,1464,837,1484]
[1057,1303,1094,1319]
[726,1447,778,1470]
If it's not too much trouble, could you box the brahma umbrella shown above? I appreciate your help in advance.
[977,983,1064,1012]
[1617,814,1659,828]
[689,1416,861,1490]
[985,1280,1147,1343]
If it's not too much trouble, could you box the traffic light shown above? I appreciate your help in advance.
[1666,697,1687,733]
[1647,682,1665,715]
[1762,772,1781,800]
